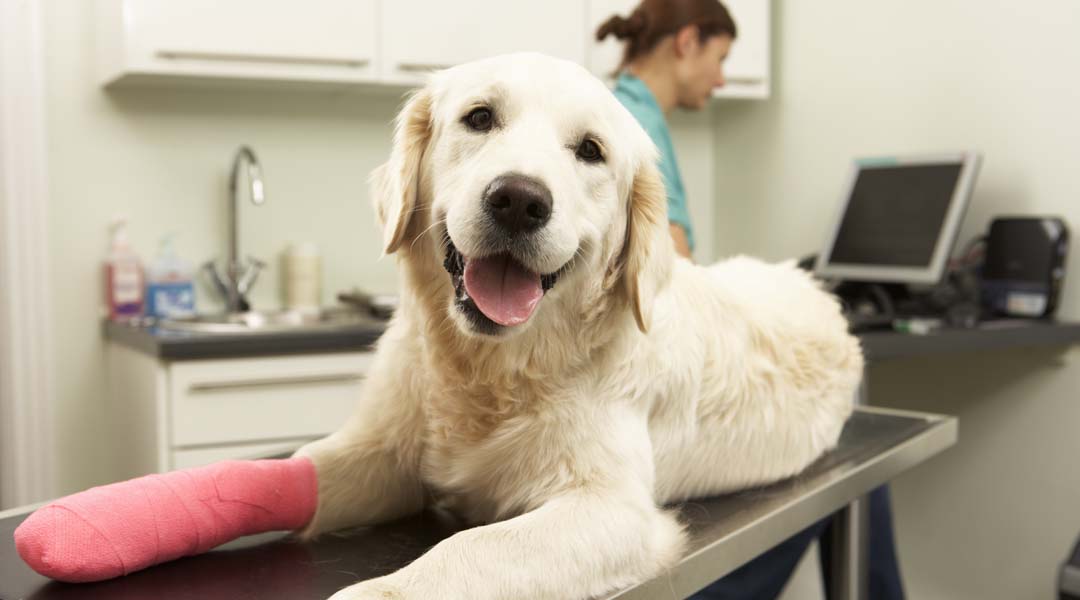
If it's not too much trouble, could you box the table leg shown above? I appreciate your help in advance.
[828,372,871,600]
[829,496,870,600]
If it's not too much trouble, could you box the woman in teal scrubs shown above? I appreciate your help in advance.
[597,3,907,599]
[597,0,734,259]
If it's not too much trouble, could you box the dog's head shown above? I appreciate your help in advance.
[373,53,672,340]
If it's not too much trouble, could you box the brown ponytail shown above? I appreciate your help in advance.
[596,0,737,73]
[596,11,648,42]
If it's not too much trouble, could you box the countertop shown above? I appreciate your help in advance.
[103,316,387,360]
[858,318,1080,363]
[105,312,1080,364]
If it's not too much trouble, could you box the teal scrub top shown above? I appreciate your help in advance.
[612,72,695,251]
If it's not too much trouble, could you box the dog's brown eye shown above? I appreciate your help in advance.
[464,107,494,132]
[576,139,603,163]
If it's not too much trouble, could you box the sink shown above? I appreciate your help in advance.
[157,308,381,335]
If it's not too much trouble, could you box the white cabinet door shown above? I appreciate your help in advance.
[717,0,770,99]
[380,0,587,85]
[100,0,378,86]
[107,344,375,479]
[586,0,770,99]
[168,352,372,447]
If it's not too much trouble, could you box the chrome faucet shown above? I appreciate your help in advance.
[205,146,267,313]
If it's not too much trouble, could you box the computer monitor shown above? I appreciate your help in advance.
[814,152,982,285]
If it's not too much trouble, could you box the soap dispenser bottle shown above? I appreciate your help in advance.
[105,216,144,321]
[146,233,196,319]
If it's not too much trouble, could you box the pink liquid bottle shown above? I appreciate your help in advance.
[105,216,144,321]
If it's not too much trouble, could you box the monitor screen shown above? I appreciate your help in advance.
[815,153,981,284]
[827,164,963,268]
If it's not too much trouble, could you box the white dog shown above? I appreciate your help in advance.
[294,52,863,600]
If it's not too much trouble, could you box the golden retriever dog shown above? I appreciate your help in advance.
[294,52,863,600]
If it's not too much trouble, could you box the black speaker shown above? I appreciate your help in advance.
[981,217,1069,318]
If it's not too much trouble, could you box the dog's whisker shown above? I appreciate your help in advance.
[411,217,448,251]
[404,202,432,216]
[568,246,587,270]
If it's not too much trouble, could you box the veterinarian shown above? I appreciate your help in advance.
[598,2,905,598]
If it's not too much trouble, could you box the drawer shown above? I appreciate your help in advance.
[168,352,371,447]
[171,438,314,470]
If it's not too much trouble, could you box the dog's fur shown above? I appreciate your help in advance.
[294,53,863,600]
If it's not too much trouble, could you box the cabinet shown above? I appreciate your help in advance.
[719,0,771,99]
[106,343,370,479]
[587,0,771,99]
[96,0,379,87]
[96,0,769,100]
[379,0,586,85]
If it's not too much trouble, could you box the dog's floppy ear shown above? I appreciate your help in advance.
[371,88,434,255]
[619,160,674,333]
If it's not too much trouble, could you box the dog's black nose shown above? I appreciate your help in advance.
[483,174,553,234]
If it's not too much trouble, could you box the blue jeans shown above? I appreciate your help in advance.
[688,486,904,600]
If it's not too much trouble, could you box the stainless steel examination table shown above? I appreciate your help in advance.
[6,319,1080,599]
[0,407,955,600]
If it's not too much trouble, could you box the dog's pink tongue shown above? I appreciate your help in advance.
[463,255,542,326]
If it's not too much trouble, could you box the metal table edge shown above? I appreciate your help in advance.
[606,407,957,600]
[0,501,45,521]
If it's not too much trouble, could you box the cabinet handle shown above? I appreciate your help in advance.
[189,373,365,393]
[724,75,765,85]
[157,50,371,68]
[396,62,454,73]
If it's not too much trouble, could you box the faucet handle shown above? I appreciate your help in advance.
[237,256,266,296]
[202,260,229,302]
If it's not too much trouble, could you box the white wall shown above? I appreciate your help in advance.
[40,1,719,496]
[719,2,1080,598]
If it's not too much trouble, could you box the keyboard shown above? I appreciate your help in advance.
[845,312,894,332]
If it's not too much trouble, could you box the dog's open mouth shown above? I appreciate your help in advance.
[444,241,559,329]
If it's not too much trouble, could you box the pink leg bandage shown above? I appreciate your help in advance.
[13,457,317,583]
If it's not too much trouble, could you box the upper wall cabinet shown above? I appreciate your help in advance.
[719,0,770,99]
[379,0,586,86]
[96,0,768,100]
[96,0,379,87]
[587,0,771,99]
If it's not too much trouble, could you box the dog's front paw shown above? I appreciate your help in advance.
[328,577,406,600]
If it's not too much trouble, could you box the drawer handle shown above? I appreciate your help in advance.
[189,373,364,393]
[724,75,765,85]
[396,62,454,73]
[157,50,371,68]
